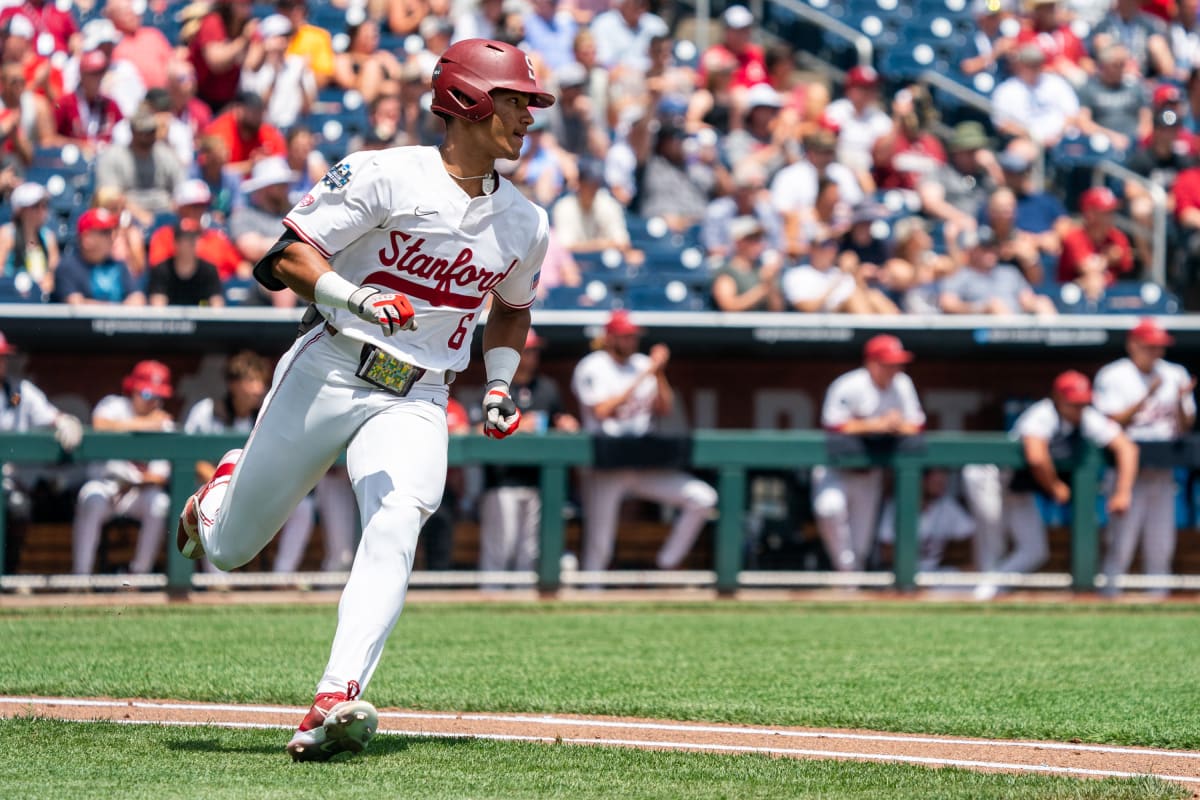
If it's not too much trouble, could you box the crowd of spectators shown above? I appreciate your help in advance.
[0,0,1191,314]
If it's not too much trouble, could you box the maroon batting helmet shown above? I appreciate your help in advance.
[431,39,555,123]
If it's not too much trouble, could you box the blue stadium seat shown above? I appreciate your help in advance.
[541,282,620,310]
[624,280,710,312]
[0,274,46,303]
[1100,282,1181,315]
[223,276,260,307]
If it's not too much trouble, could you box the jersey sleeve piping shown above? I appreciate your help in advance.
[282,217,334,260]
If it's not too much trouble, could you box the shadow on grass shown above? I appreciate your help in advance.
[168,738,282,756]
[165,735,442,759]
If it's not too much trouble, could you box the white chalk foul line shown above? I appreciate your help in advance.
[3,697,1196,762]
[4,697,1200,784]
[14,715,1200,785]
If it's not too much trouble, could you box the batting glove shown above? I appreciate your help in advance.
[482,380,522,439]
[348,286,417,335]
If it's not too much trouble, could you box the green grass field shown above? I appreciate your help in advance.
[2,600,1197,798]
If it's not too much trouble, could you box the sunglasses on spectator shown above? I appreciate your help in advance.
[816,239,840,248]
[138,389,164,402]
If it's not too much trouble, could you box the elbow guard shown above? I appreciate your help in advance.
[252,228,303,291]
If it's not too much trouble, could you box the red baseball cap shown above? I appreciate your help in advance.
[1153,83,1182,107]
[863,334,913,364]
[524,328,544,349]
[1053,370,1092,404]
[605,309,644,337]
[77,208,118,236]
[445,397,469,431]
[0,330,15,355]
[123,360,173,399]
[1079,186,1119,213]
[1129,317,1175,346]
[846,65,880,90]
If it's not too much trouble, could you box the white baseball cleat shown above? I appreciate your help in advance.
[287,692,378,762]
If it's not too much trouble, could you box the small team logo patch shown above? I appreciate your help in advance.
[322,163,352,190]
[298,193,316,207]
[530,270,540,291]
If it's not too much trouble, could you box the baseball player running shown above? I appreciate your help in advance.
[813,335,925,572]
[1093,318,1195,595]
[175,39,552,761]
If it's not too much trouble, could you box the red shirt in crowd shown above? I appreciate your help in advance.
[201,111,285,166]
[1021,25,1087,65]
[1056,225,1134,284]
[149,227,244,281]
[188,12,245,112]
[874,132,947,191]
[0,2,77,53]
[23,53,62,100]
[1174,166,1200,219]
[54,91,123,146]
[699,43,767,89]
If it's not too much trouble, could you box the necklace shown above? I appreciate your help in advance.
[446,168,495,195]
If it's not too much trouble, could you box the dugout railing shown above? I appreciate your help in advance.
[0,430,1140,594]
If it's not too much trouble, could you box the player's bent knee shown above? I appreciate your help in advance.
[682,480,718,510]
[812,488,847,520]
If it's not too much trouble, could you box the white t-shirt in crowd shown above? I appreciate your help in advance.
[770,158,864,215]
[781,263,856,311]
[822,98,894,175]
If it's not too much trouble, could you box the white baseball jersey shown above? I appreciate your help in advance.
[90,395,172,483]
[183,397,255,436]
[821,368,926,431]
[283,146,549,374]
[572,350,659,436]
[1009,398,1121,447]
[1093,357,1195,441]
[0,379,59,432]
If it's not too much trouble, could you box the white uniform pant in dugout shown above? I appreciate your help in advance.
[478,486,541,572]
[72,482,170,574]
[578,467,718,571]
[192,325,449,695]
[811,466,883,571]
[959,464,1049,574]
[1103,467,1177,581]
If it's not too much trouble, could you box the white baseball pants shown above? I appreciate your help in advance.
[478,486,541,572]
[811,466,883,571]
[272,468,359,573]
[193,326,449,697]
[579,467,718,571]
[959,465,1048,574]
[1103,468,1177,581]
[72,480,170,574]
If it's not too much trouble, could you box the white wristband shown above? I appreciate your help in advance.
[314,271,363,310]
[484,346,521,387]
